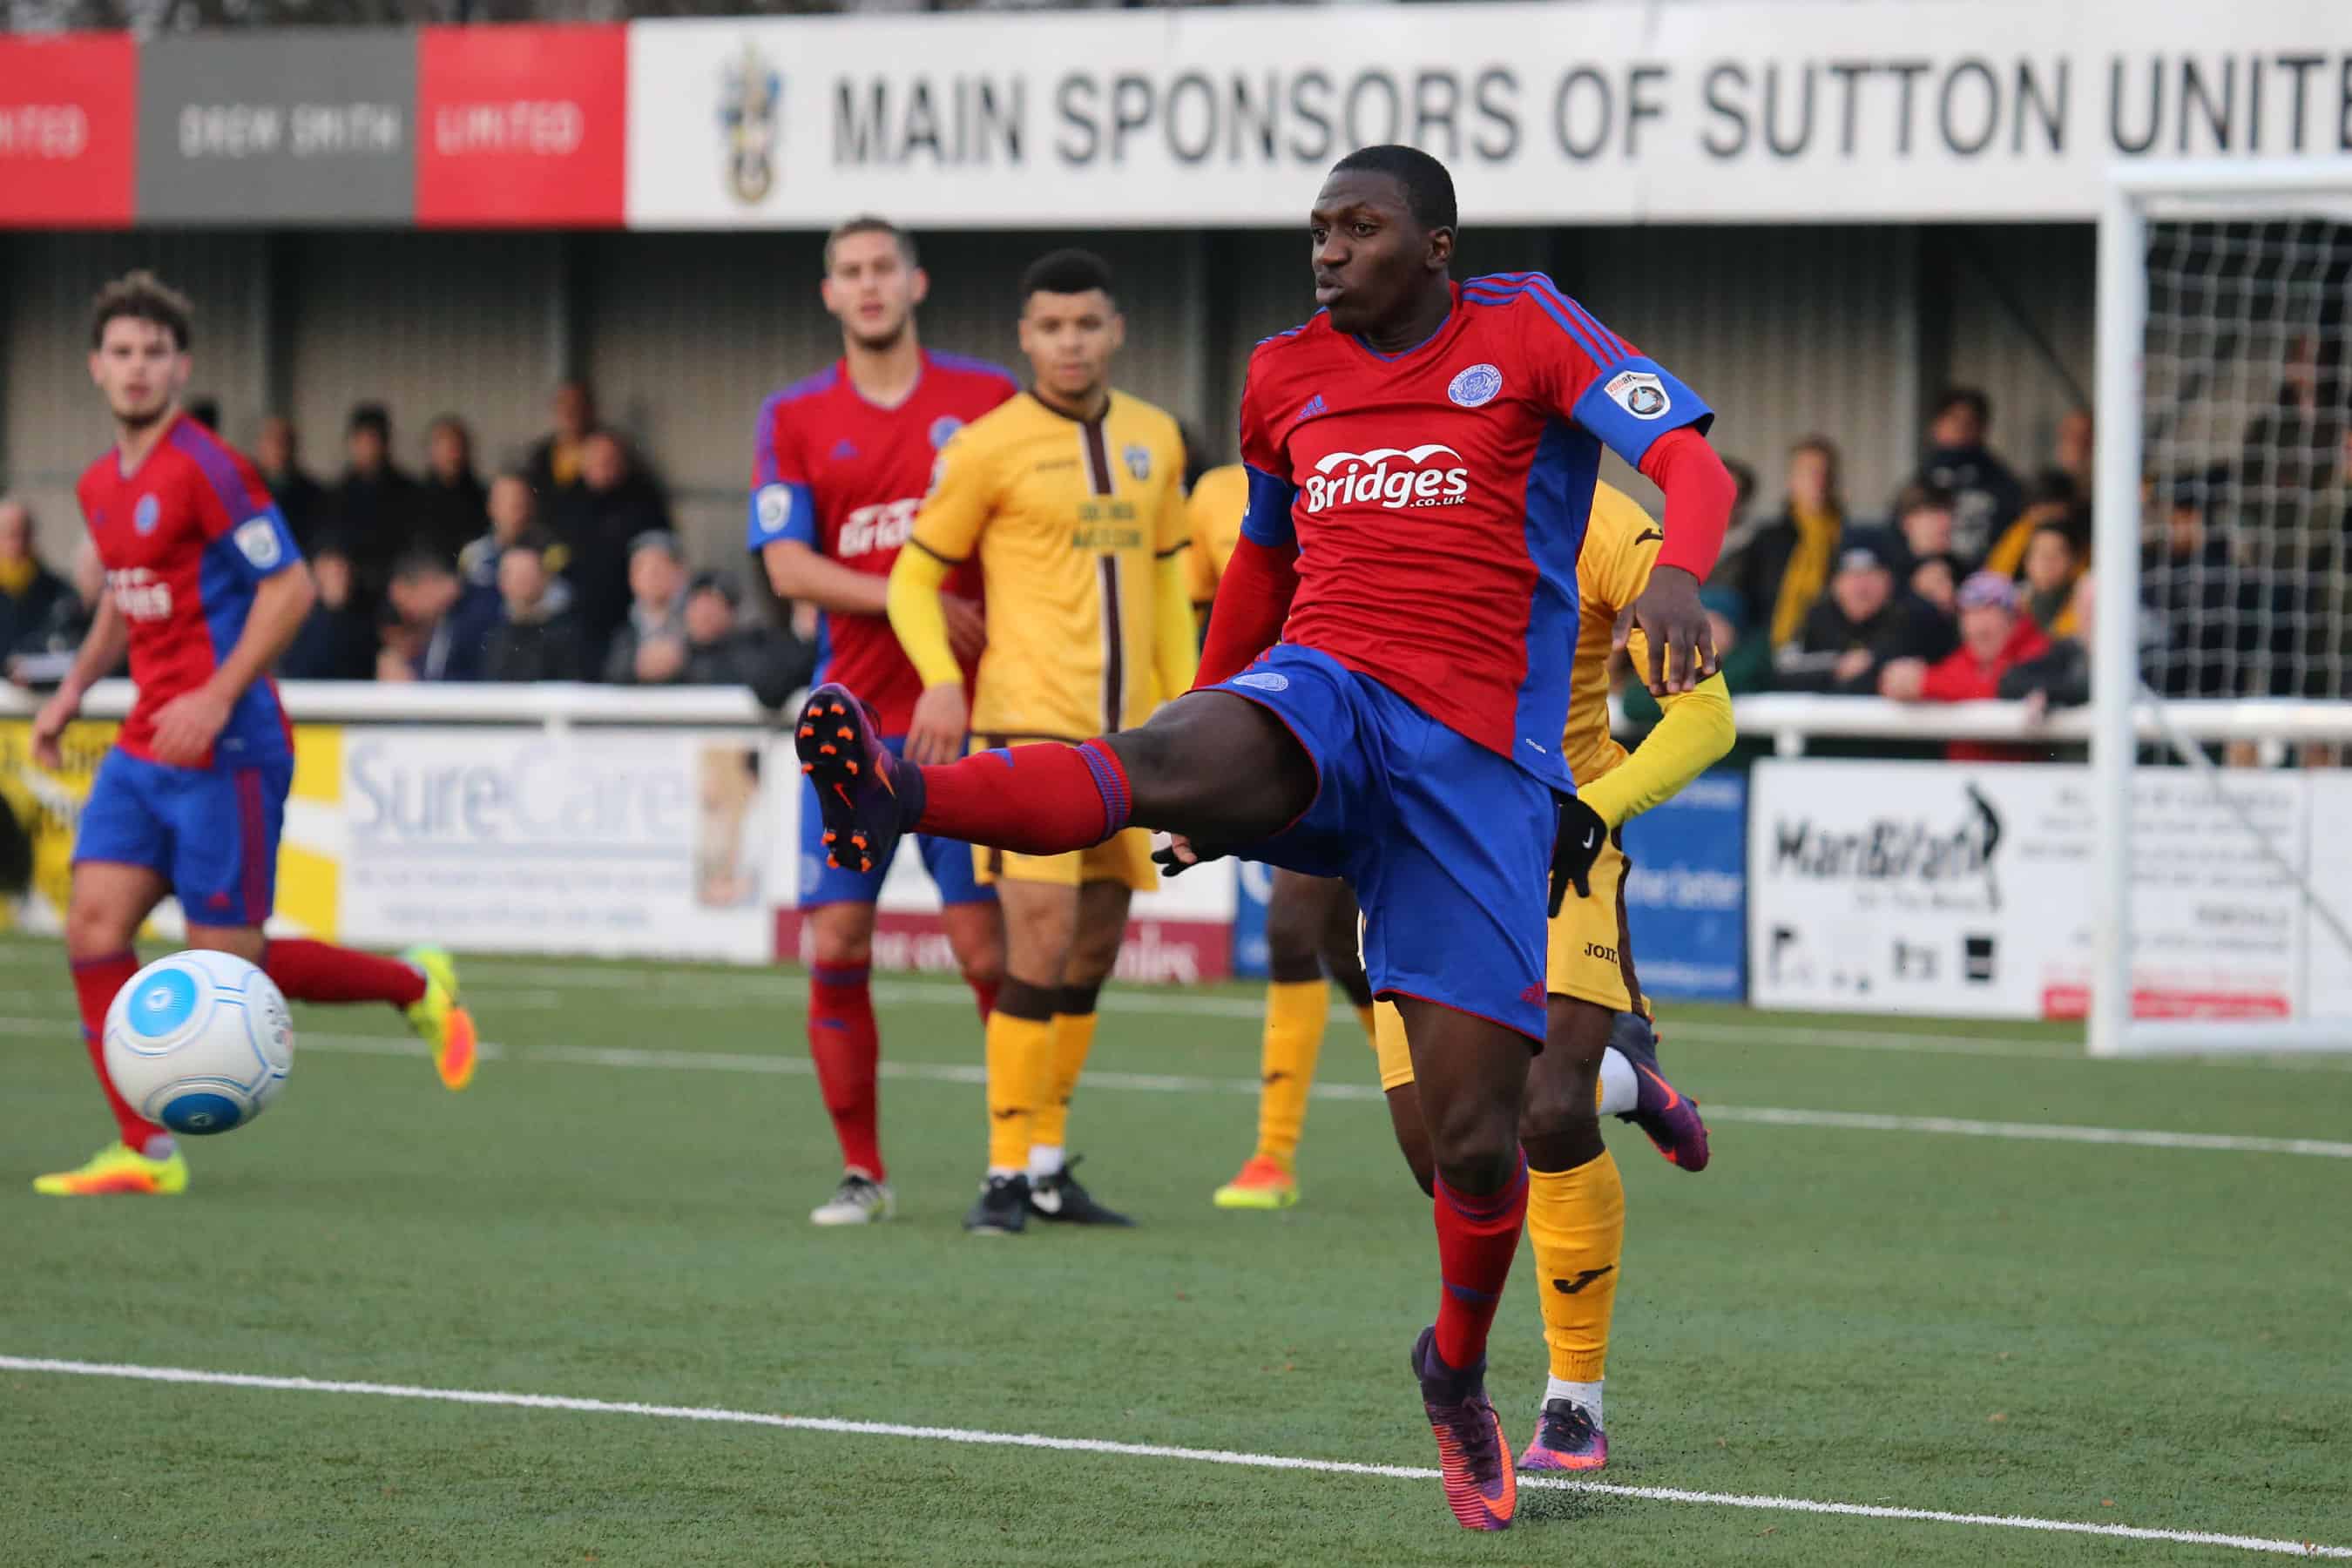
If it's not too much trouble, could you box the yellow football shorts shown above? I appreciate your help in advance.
[974,827,1159,891]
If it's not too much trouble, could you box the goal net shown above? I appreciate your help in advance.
[2091,161,2352,1056]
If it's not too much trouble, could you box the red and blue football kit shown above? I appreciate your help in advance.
[747,348,1017,909]
[73,412,304,925]
[1211,274,1715,1038]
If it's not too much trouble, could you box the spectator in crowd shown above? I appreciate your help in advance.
[483,531,586,683]
[684,569,811,689]
[1881,571,2050,705]
[602,530,690,685]
[2052,408,2094,513]
[1893,481,1960,569]
[1715,436,1845,649]
[0,498,67,658]
[1909,551,1961,619]
[8,540,111,686]
[2018,521,2083,638]
[2141,468,2269,699]
[255,415,328,557]
[375,551,492,684]
[563,429,672,667]
[1774,530,1956,693]
[2000,571,2097,717]
[1983,470,2086,576]
[186,396,220,432]
[524,379,598,540]
[1881,571,2052,759]
[417,415,490,567]
[278,540,377,682]
[458,473,551,591]
[1907,388,2023,571]
[330,402,422,609]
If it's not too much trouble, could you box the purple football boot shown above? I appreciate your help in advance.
[794,684,920,875]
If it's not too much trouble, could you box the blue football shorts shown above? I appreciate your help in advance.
[74,747,292,928]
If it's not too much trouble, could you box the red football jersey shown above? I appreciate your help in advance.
[1235,274,1712,789]
[747,349,1018,733]
[76,412,301,768]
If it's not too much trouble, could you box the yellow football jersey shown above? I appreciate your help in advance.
[1561,481,1667,790]
[1185,463,1247,604]
[910,389,1188,741]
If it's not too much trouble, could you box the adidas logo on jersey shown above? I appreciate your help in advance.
[1301,444,1470,514]
[835,497,921,558]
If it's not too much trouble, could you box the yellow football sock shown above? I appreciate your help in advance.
[985,1010,1051,1172]
[1029,1008,1099,1152]
[1353,1002,1377,1044]
[1525,1150,1626,1383]
[1254,978,1331,1172]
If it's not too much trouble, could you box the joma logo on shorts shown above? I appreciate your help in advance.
[1583,941,1619,964]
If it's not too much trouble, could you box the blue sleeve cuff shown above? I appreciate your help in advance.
[1239,464,1298,548]
[1571,358,1714,469]
[746,482,815,551]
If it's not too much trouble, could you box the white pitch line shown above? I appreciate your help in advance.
[2,1355,2341,1559]
[10,1014,2331,1161]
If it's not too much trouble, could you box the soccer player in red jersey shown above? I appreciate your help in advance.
[752,218,1017,1227]
[32,273,478,1199]
[799,146,1730,1529]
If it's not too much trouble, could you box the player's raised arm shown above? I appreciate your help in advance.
[1488,275,1734,695]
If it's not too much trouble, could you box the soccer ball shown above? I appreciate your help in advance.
[103,950,294,1137]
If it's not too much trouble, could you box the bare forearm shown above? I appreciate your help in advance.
[60,596,129,700]
[762,541,889,618]
[208,567,315,702]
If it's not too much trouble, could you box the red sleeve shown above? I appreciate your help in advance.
[1636,426,1734,581]
[1919,650,1992,702]
[1193,533,1299,689]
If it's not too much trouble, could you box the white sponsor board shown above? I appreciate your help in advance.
[1748,759,2350,1021]
[340,727,774,963]
[628,0,2352,228]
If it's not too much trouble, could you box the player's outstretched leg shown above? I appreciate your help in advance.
[1215,871,1350,1210]
[1597,1011,1709,1172]
[263,939,476,1091]
[36,862,185,1197]
[1400,997,1533,1532]
[1517,997,1621,1474]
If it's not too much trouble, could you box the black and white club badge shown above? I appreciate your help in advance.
[1605,369,1672,421]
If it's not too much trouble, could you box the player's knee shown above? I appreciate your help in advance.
[806,916,874,970]
[1423,1090,1522,1190]
[1262,899,1324,974]
[1518,1067,1599,1151]
[64,896,134,960]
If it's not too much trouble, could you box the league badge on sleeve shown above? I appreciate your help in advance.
[754,483,794,536]
[233,517,282,569]
[1448,364,1503,409]
[1605,370,1672,421]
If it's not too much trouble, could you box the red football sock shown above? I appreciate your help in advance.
[808,963,883,1179]
[263,939,427,1009]
[966,973,1000,1024]
[915,740,1131,855]
[1431,1155,1530,1370]
[71,950,163,1152]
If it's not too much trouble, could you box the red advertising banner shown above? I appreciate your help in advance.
[416,24,625,227]
[0,34,136,227]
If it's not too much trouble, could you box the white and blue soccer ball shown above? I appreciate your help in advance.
[103,950,294,1136]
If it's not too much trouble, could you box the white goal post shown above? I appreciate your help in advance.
[2092,159,2352,1058]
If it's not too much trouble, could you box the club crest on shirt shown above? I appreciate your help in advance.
[132,494,160,535]
[1124,444,1152,482]
[1605,369,1672,421]
[1448,363,1503,409]
[929,416,963,449]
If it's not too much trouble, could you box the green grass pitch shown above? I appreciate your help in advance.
[3,935,2348,1565]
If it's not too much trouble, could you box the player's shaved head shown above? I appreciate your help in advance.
[1329,145,1457,237]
